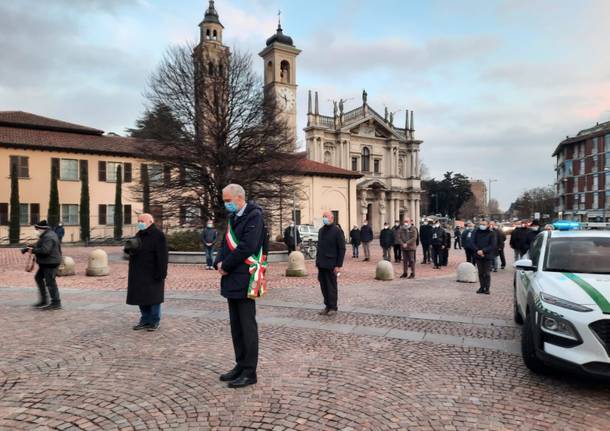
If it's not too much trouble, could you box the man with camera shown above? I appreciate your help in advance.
[24,220,62,310]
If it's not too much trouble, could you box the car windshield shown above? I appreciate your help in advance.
[545,237,610,274]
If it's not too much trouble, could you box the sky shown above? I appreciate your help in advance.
[2,0,610,209]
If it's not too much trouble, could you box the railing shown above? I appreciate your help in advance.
[318,115,335,128]
[343,107,363,123]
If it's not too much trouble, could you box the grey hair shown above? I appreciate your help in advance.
[223,183,246,199]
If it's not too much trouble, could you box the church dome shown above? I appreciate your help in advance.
[203,0,222,25]
[266,24,294,47]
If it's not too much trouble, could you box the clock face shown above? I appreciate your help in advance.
[277,86,295,110]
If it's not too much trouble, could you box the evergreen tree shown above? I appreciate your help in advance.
[48,162,60,227]
[114,165,123,240]
[9,163,20,244]
[79,162,90,242]
[141,164,150,214]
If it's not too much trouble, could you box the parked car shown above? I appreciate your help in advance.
[298,224,319,242]
[514,230,610,378]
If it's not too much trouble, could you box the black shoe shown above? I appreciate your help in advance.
[476,288,485,294]
[228,375,257,388]
[319,308,330,316]
[147,322,160,332]
[408,274,415,279]
[220,367,243,382]
[484,289,490,295]
[133,323,149,331]
[400,273,408,278]
[32,298,49,308]
[40,302,61,310]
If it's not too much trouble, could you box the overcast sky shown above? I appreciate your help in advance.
[2,0,610,209]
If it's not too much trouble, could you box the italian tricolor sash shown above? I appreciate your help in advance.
[226,220,268,299]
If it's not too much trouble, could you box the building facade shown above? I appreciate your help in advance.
[553,121,610,222]
[469,180,488,212]
[304,91,423,231]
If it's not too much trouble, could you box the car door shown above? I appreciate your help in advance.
[517,234,544,315]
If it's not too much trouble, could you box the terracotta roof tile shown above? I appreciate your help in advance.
[291,155,362,178]
[0,111,104,135]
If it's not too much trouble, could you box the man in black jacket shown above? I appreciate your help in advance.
[28,220,62,310]
[316,211,346,316]
[360,220,373,261]
[490,221,506,271]
[392,220,402,263]
[201,220,218,270]
[472,219,497,294]
[441,225,451,266]
[420,220,433,264]
[510,221,527,261]
[349,225,361,258]
[461,222,476,264]
[430,221,445,269]
[453,226,462,249]
[214,184,266,389]
[283,221,301,253]
[380,222,394,261]
[522,219,542,257]
[126,213,168,331]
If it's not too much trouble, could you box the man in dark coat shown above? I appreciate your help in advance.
[126,213,168,332]
[360,220,373,261]
[283,221,301,253]
[214,184,266,389]
[28,220,62,310]
[349,225,361,258]
[510,221,527,261]
[472,219,497,294]
[453,226,462,249]
[392,220,402,263]
[441,225,451,266]
[430,221,445,269]
[490,221,506,271]
[398,218,418,278]
[54,223,65,243]
[461,222,476,264]
[380,222,394,261]
[202,220,218,270]
[522,219,542,257]
[316,211,346,316]
[420,220,433,264]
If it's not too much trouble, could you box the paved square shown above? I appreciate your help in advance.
[1,246,609,430]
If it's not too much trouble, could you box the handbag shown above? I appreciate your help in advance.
[25,252,36,272]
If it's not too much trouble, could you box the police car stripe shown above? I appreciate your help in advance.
[563,272,610,314]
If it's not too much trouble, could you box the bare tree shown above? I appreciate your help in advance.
[131,43,298,228]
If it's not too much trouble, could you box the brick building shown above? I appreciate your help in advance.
[553,121,610,221]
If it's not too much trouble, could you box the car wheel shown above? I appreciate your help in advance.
[521,310,547,374]
[513,280,524,325]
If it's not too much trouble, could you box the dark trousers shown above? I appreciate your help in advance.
[228,298,258,377]
[205,246,214,267]
[139,303,161,325]
[382,247,392,261]
[454,237,462,249]
[497,248,506,268]
[476,258,492,291]
[403,250,416,275]
[465,249,476,264]
[35,265,60,303]
[422,244,431,263]
[393,245,402,262]
[318,267,338,310]
[431,245,442,267]
[352,244,359,258]
[441,248,449,266]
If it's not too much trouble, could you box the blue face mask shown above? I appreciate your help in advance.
[225,202,238,213]
[322,217,330,225]
[137,222,147,231]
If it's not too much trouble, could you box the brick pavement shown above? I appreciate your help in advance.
[2,263,610,430]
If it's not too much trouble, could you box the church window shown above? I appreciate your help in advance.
[324,151,332,165]
[398,159,404,177]
[374,159,380,174]
[206,29,211,40]
[361,147,370,172]
[280,60,290,84]
[212,29,218,40]
[351,157,358,171]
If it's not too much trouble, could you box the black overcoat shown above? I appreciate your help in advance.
[126,224,168,306]
[316,223,346,270]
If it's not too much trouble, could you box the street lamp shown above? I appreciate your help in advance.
[488,178,497,216]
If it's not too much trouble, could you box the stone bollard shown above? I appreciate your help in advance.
[86,249,110,276]
[285,251,308,277]
[456,262,477,283]
[57,256,76,277]
[375,260,394,281]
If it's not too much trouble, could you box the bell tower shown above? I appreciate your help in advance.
[259,14,301,146]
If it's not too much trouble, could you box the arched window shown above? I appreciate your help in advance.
[324,151,332,165]
[206,29,211,40]
[280,60,290,84]
[361,147,370,172]
[398,159,404,177]
[212,29,218,40]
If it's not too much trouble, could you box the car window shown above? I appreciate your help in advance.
[530,235,544,267]
[545,237,610,274]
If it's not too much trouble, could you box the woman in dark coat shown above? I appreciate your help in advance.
[125,214,168,331]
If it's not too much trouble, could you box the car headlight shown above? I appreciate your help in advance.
[539,314,579,341]
[540,292,593,312]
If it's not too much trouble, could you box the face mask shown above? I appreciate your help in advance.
[225,202,238,213]
[289,223,294,227]
[479,225,487,230]
[137,222,147,231]
[530,226,538,231]
[363,222,367,226]
[404,223,411,227]
[384,225,388,229]
[434,224,440,228]
[322,217,330,225]
[207,223,213,228]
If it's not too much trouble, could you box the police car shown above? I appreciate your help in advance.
[514,227,610,377]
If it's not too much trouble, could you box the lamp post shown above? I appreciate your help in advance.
[488,178,497,216]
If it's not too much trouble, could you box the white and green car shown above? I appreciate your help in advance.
[514,230,610,377]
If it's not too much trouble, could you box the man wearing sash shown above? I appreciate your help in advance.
[215,184,266,388]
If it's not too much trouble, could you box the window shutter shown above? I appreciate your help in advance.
[0,203,8,225]
[30,203,40,225]
[123,204,132,224]
[124,163,132,183]
[99,204,106,225]
[79,159,88,178]
[98,161,106,182]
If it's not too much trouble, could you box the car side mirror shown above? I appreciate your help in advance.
[514,258,537,271]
